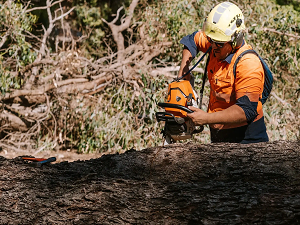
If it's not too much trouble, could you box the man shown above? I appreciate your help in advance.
[178,1,269,143]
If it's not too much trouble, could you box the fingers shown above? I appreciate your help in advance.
[188,106,199,112]
[187,106,197,119]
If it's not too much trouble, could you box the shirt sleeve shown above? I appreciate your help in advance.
[235,54,264,97]
[180,31,211,58]
[234,53,264,122]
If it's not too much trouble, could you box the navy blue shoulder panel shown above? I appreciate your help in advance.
[180,31,199,58]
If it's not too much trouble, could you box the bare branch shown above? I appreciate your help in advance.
[119,0,139,31]
[25,0,64,13]
[0,32,11,49]
[151,66,204,77]
[0,74,114,101]
[53,7,75,23]
[263,28,300,39]
[102,0,139,63]
[37,1,75,59]
[21,59,57,74]
[112,6,124,24]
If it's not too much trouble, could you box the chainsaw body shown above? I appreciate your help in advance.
[156,80,203,144]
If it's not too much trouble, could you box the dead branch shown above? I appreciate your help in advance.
[263,28,300,39]
[102,0,139,63]
[25,0,64,13]
[151,66,204,77]
[0,31,11,49]
[56,75,113,94]
[0,73,113,101]
[0,110,28,131]
[38,0,75,60]
[21,59,57,74]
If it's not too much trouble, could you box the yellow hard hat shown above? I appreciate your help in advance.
[203,2,245,45]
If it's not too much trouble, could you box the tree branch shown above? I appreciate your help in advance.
[102,0,139,63]
[25,0,64,13]
[263,28,300,39]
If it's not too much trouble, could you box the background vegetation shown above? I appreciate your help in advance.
[0,0,299,154]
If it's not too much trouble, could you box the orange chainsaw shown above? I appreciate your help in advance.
[156,80,203,144]
[156,47,211,145]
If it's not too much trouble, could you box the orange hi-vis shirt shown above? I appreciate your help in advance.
[193,31,265,130]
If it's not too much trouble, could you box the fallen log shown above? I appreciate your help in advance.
[0,141,300,224]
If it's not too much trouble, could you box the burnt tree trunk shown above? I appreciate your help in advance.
[0,141,300,224]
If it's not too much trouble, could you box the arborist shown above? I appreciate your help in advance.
[178,2,269,143]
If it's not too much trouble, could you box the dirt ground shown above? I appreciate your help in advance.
[0,148,106,163]
[1,140,300,224]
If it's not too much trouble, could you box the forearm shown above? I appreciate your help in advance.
[205,104,247,125]
[187,104,247,126]
[178,48,193,80]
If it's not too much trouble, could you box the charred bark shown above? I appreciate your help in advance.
[0,141,300,224]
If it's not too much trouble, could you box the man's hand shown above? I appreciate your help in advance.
[187,104,247,126]
[186,106,208,126]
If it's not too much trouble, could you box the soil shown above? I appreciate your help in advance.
[1,140,300,224]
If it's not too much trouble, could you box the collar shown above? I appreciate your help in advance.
[223,40,245,64]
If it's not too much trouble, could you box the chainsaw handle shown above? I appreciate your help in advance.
[158,103,194,113]
[36,157,56,166]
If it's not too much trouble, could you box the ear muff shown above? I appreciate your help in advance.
[231,31,244,49]
[231,18,244,49]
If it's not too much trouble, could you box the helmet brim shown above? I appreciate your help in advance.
[203,20,232,43]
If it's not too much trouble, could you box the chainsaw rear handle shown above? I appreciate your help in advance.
[157,103,194,113]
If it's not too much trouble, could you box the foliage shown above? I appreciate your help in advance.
[275,0,300,11]
[142,0,205,62]
[52,75,168,153]
[71,0,134,57]
[0,0,299,154]
[236,0,300,140]
[0,1,37,94]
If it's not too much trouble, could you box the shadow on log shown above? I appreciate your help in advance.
[0,140,300,224]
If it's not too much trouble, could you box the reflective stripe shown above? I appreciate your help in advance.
[221,2,233,7]
[213,2,233,24]
[225,28,234,36]
[213,12,222,24]
[216,6,226,13]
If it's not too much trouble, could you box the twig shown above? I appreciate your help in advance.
[83,82,111,95]
[263,28,300,39]
[1,78,89,100]
[25,0,64,13]
[0,31,11,49]
[37,0,75,59]
[151,66,204,77]
[102,0,139,63]
[271,92,288,106]
[21,59,57,74]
